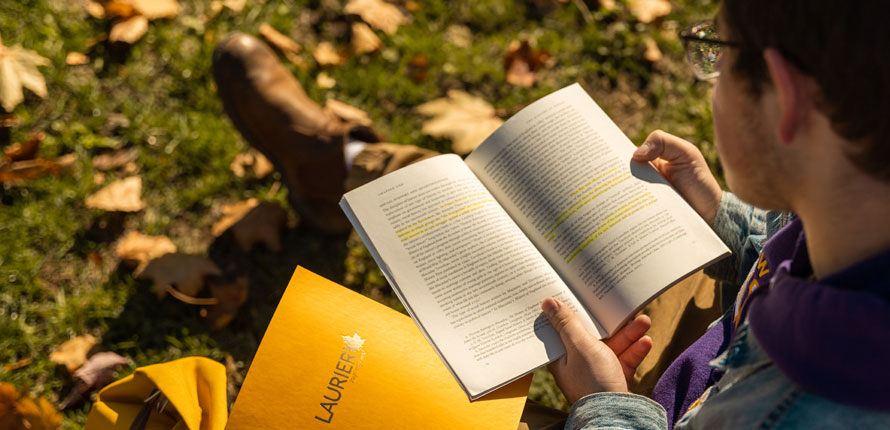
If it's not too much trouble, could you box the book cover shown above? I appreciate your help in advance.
[226,266,531,429]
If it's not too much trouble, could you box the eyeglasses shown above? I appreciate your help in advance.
[680,21,738,80]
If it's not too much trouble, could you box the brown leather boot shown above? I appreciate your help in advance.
[212,32,379,234]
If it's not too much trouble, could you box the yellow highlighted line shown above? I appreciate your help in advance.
[440,192,487,209]
[395,215,436,234]
[546,173,631,241]
[401,200,494,241]
[566,195,656,263]
[569,166,621,197]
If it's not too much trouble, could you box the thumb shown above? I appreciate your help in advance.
[542,298,594,352]
[632,130,701,164]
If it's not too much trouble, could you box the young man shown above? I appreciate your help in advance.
[543,1,890,428]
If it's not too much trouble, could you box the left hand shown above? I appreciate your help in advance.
[542,298,653,404]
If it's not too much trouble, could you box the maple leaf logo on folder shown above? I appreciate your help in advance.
[341,333,365,352]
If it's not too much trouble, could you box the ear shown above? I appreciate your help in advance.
[763,48,811,144]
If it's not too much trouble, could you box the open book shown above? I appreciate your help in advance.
[340,83,730,400]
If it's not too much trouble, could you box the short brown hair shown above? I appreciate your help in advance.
[721,1,890,181]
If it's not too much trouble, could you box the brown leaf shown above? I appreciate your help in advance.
[65,52,90,66]
[350,22,381,54]
[13,397,61,430]
[258,23,302,65]
[643,37,662,62]
[503,39,552,87]
[49,334,97,373]
[407,53,428,83]
[92,147,139,170]
[0,39,50,112]
[4,132,43,162]
[202,275,249,330]
[139,253,221,298]
[253,152,274,178]
[313,41,345,66]
[2,357,32,372]
[445,25,472,49]
[0,153,77,183]
[115,231,177,273]
[85,176,146,212]
[417,90,504,155]
[129,0,180,20]
[229,149,273,179]
[85,1,106,18]
[103,1,136,19]
[73,351,129,390]
[628,0,672,23]
[109,14,149,44]
[222,0,246,13]
[324,99,372,127]
[598,0,616,10]
[0,383,17,430]
[345,0,407,36]
[213,199,287,252]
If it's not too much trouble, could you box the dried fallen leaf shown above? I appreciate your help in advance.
[325,99,372,127]
[104,0,137,19]
[345,0,407,36]
[628,0,672,23]
[13,396,61,430]
[92,147,139,170]
[139,253,222,298]
[445,25,472,49]
[313,41,345,66]
[0,153,77,183]
[49,334,98,373]
[202,275,249,330]
[0,36,50,112]
[109,14,149,44]
[258,23,302,64]
[253,152,273,178]
[128,0,180,20]
[417,90,504,155]
[84,1,106,18]
[503,39,552,87]
[65,52,90,66]
[4,132,43,162]
[407,53,428,83]
[229,149,273,179]
[212,199,287,252]
[116,231,177,273]
[351,22,381,54]
[73,351,129,390]
[2,357,32,372]
[643,37,662,62]
[599,0,616,10]
[222,0,246,13]
[85,176,146,212]
[316,71,336,89]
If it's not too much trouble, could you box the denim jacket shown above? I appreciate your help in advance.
[565,192,890,429]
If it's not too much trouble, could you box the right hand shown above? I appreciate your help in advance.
[633,130,722,225]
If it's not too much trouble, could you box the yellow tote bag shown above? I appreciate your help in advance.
[86,357,227,430]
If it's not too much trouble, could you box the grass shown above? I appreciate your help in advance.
[0,0,719,426]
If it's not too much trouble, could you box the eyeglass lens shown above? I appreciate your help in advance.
[686,23,722,80]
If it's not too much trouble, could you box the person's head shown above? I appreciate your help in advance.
[706,1,890,210]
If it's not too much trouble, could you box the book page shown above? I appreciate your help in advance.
[341,154,600,399]
[466,84,729,335]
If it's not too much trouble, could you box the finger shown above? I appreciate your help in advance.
[618,336,653,380]
[604,314,651,355]
[632,130,702,164]
[542,298,595,352]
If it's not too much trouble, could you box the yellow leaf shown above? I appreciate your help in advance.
[350,22,381,54]
[49,334,98,373]
[109,14,149,44]
[213,199,287,252]
[129,0,180,20]
[84,1,106,18]
[0,41,50,112]
[65,52,90,66]
[416,91,504,154]
[258,23,302,64]
[628,0,672,23]
[139,253,222,298]
[324,99,372,127]
[313,41,345,66]
[116,231,177,273]
[85,176,146,212]
[345,0,407,36]
[14,397,61,430]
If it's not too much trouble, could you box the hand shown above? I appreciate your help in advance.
[542,298,653,404]
[633,130,723,225]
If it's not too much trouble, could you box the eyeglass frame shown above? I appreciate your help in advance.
[679,21,739,80]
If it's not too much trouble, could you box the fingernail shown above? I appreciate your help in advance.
[542,298,560,318]
[635,142,652,155]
